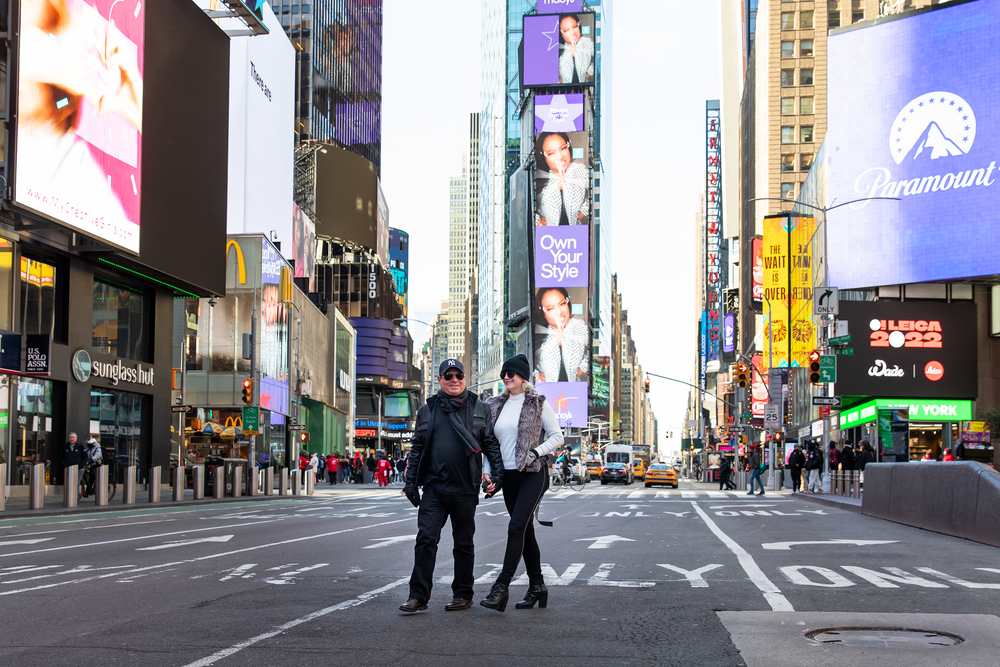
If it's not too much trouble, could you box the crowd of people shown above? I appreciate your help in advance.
[296,449,409,487]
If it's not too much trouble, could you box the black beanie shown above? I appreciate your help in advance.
[501,354,531,382]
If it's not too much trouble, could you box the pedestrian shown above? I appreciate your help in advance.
[480,354,563,612]
[942,448,955,461]
[377,454,392,487]
[353,452,365,483]
[805,442,823,493]
[718,455,732,491]
[956,441,966,461]
[326,453,338,484]
[746,445,765,496]
[60,432,85,488]
[857,439,876,470]
[396,455,406,484]
[838,442,856,471]
[308,452,319,484]
[366,451,377,484]
[399,359,504,613]
[342,454,351,483]
[82,437,103,497]
[788,443,805,494]
[828,440,839,471]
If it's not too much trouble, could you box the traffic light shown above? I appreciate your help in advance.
[808,350,822,385]
[298,431,311,443]
[241,378,253,404]
[644,378,650,393]
[735,363,749,388]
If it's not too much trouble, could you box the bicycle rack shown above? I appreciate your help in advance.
[149,466,161,503]
[123,466,136,504]
[94,465,109,506]
[64,465,78,508]
[173,466,185,501]
[29,464,45,509]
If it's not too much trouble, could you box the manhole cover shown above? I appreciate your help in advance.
[806,627,964,648]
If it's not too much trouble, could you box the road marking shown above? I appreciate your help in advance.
[762,539,898,550]
[136,535,235,551]
[0,530,69,538]
[841,566,948,589]
[780,565,855,587]
[265,563,298,572]
[663,511,690,517]
[587,563,654,588]
[691,502,793,612]
[917,568,1000,589]
[263,563,328,585]
[710,504,782,509]
[574,535,636,549]
[363,535,414,549]
[0,539,55,546]
[512,563,585,586]
[656,563,723,588]
[219,564,256,581]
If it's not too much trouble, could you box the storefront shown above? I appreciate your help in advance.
[837,398,976,462]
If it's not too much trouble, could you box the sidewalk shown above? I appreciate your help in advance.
[679,476,864,512]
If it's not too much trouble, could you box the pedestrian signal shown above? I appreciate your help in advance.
[808,350,822,385]
[241,378,253,404]
[299,431,311,443]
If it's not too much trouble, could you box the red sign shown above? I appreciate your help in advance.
[354,429,377,438]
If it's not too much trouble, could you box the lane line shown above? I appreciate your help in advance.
[691,501,793,611]
[180,577,409,667]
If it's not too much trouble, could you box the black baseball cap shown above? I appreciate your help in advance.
[438,358,465,375]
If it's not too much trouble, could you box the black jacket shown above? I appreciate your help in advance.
[857,446,876,470]
[61,441,85,469]
[405,391,504,492]
[788,449,806,469]
[838,447,856,470]
[805,449,822,471]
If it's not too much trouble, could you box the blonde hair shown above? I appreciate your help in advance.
[502,379,534,396]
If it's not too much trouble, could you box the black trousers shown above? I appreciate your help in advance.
[497,469,547,587]
[791,468,802,491]
[408,485,478,602]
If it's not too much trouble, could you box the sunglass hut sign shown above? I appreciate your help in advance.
[92,359,155,387]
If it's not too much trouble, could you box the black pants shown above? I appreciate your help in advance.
[327,470,337,484]
[791,468,802,491]
[408,485,478,602]
[497,469,547,587]
[719,470,734,490]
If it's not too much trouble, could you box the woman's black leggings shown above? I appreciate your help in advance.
[497,468,547,586]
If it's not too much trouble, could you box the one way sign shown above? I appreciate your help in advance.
[814,287,839,315]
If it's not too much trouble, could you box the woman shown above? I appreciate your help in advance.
[534,287,589,383]
[480,354,563,612]
[326,453,338,485]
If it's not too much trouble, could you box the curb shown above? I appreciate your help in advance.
[0,494,313,521]
[794,492,864,514]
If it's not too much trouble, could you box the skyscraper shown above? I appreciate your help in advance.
[447,158,470,361]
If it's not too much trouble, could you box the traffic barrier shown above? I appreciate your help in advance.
[305,469,314,496]
[173,466,185,501]
[851,470,861,499]
[95,465,109,506]
[213,466,224,499]
[249,467,259,496]
[123,466,136,504]
[0,463,5,511]
[279,468,289,495]
[234,465,243,497]
[29,464,45,509]
[149,466,161,502]
[265,467,275,496]
[192,466,205,500]
[291,469,302,496]
[862,462,1000,548]
[835,470,844,496]
[64,465,79,508]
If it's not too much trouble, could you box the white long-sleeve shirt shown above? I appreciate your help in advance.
[487,392,564,474]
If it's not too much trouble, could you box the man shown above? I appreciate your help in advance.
[805,442,823,493]
[366,452,377,485]
[82,438,103,497]
[535,132,590,227]
[788,443,806,494]
[718,455,735,491]
[325,453,338,485]
[395,455,407,484]
[746,445,765,496]
[61,432,85,488]
[400,359,504,613]
[837,442,856,472]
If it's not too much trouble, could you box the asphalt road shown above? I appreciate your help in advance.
[2,479,999,666]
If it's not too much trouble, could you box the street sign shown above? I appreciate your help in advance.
[727,426,744,432]
[288,424,307,431]
[811,396,843,408]
[171,406,191,413]
[814,287,839,315]
[242,405,259,433]
[830,334,852,347]
[820,355,837,383]
[820,406,831,418]
[740,412,753,419]
[833,347,855,356]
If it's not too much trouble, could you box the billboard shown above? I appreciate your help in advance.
[761,215,816,370]
[834,300,977,398]
[532,285,589,384]
[534,131,590,226]
[535,94,586,133]
[827,0,1000,287]
[15,0,146,254]
[538,0,583,12]
[292,202,316,293]
[591,355,610,425]
[522,13,596,87]
[752,236,763,311]
[705,102,723,362]
[535,226,589,288]
[509,166,531,317]
[314,148,381,253]
[389,228,408,321]
[536,380,589,429]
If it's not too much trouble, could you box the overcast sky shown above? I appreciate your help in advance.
[381,1,721,453]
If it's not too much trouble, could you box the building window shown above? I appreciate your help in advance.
[800,40,814,57]
[781,183,796,199]
[829,11,841,27]
[781,69,795,86]
[801,154,815,171]
[801,126,815,143]
[853,10,865,23]
[781,41,794,58]
[93,279,149,361]
[781,12,795,29]
[800,68,814,85]
[800,96,814,114]
[781,98,795,115]
[781,126,795,144]
[800,10,814,28]
[20,257,57,339]
[781,154,795,172]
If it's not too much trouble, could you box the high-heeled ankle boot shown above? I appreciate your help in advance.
[479,582,509,612]
[515,583,548,609]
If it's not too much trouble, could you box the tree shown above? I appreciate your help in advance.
[978,406,1000,440]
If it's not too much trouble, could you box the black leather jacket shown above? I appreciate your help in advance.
[405,391,504,492]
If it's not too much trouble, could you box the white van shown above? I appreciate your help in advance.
[603,445,634,468]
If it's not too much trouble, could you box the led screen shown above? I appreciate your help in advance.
[535,94,585,133]
[389,228,408,320]
[538,0,583,12]
[522,13,596,87]
[15,0,145,254]
[532,285,589,385]
[827,0,1000,287]
[292,202,316,293]
[535,225,589,289]
[536,380,589,429]
[534,131,590,226]
[509,166,531,316]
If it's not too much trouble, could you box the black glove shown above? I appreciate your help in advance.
[404,485,420,508]
[482,476,502,499]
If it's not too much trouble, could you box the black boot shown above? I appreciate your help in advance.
[479,582,509,612]
[515,583,548,609]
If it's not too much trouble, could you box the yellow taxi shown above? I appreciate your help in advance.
[644,463,678,488]
[632,459,646,481]
[586,460,603,480]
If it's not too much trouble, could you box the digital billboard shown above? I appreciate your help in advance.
[827,0,1000,287]
[509,166,531,317]
[751,236,764,312]
[292,202,316,293]
[761,214,816,370]
[834,300,977,399]
[532,285,589,384]
[389,228,408,321]
[15,0,145,254]
[534,131,590,226]
[538,0,583,12]
[535,226,589,289]
[591,355,610,426]
[522,13,596,88]
[535,94,586,133]
[536,380,589,429]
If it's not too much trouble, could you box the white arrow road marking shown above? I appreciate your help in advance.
[363,535,415,549]
[264,563,328,585]
[762,539,898,551]
[136,535,234,551]
[574,535,636,550]
[0,539,55,546]
[513,563,585,586]
[587,563,654,588]
[657,563,723,588]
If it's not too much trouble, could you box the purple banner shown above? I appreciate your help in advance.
[535,94,585,133]
[723,313,736,354]
[535,226,589,288]
[522,13,595,88]
[536,381,589,428]
[523,15,560,87]
[538,0,583,12]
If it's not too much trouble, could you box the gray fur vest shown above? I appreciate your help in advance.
[488,386,548,473]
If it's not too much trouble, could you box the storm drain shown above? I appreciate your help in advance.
[806,627,964,648]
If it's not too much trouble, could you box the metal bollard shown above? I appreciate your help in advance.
[213,466,224,499]
[265,467,275,496]
[833,470,841,496]
[249,466,259,497]
[305,469,314,496]
[64,465,79,508]
[0,463,5,512]
[123,466,136,504]
[29,463,45,509]
[94,465,109,506]
[291,469,301,496]
[234,465,243,498]
[149,466,162,503]
[192,466,205,500]
[852,470,861,499]
[173,466,185,501]
[279,468,290,496]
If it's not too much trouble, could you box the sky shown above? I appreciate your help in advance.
[381,1,722,454]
